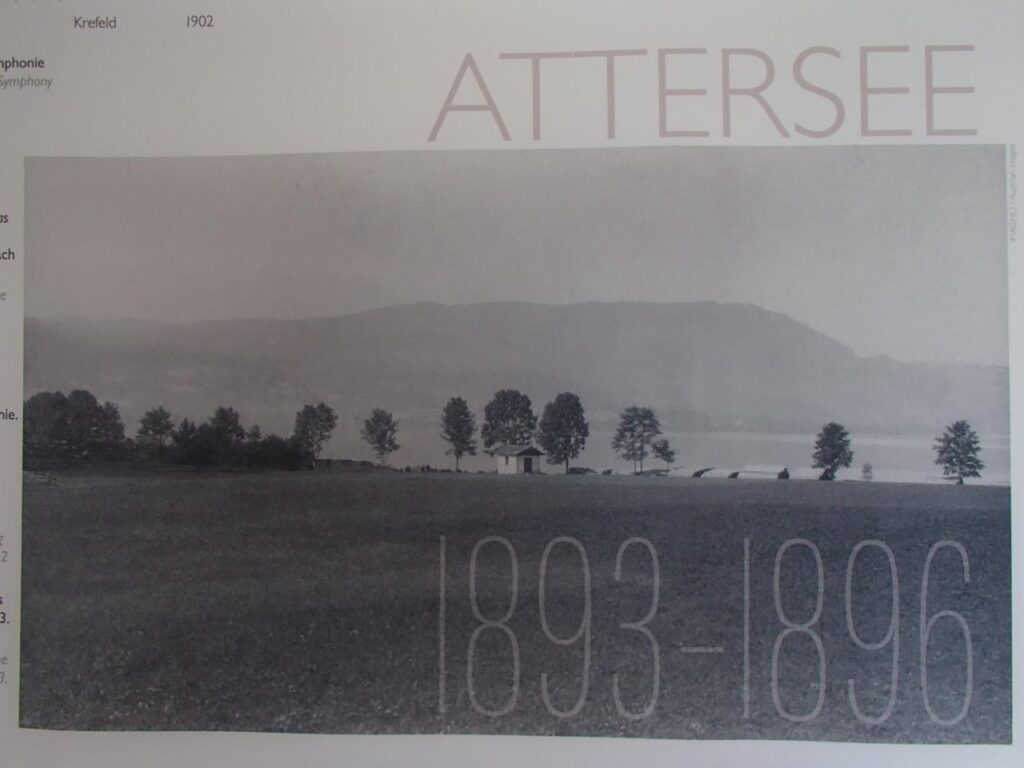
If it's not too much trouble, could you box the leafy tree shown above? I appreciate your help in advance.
[172,418,199,464]
[187,424,221,467]
[67,390,125,457]
[24,389,126,458]
[611,406,662,473]
[92,401,126,456]
[292,403,338,467]
[241,424,263,465]
[537,392,589,473]
[934,420,984,485]
[812,421,853,480]
[362,408,400,466]
[861,462,874,481]
[440,396,477,471]
[137,406,174,458]
[193,406,246,466]
[208,406,245,443]
[481,389,537,448]
[172,418,197,447]
[162,409,314,472]
[65,389,99,453]
[247,433,304,470]
[24,390,71,457]
[652,438,676,469]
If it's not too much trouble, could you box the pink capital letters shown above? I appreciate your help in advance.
[428,53,511,142]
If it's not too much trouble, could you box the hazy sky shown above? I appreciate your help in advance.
[26,146,1008,365]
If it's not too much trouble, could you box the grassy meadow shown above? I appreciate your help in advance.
[19,470,1011,742]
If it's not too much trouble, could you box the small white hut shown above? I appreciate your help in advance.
[491,444,545,475]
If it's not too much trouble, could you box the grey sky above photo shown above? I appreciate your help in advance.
[26,145,1008,366]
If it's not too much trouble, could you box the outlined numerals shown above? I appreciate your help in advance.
[538,536,591,718]
[920,541,973,726]
[440,534,977,728]
[466,536,521,717]
[612,537,660,720]
[440,534,664,721]
[846,540,900,724]
[771,538,826,722]
[756,536,974,726]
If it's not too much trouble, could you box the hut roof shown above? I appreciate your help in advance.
[490,444,545,457]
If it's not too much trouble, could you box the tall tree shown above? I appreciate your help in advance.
[812,421,853,480]
[292,403,338,467]
[23,390,71,457]
[440,396,477,471]
[208,406,245,443]
[249,433,304,470]
[65,389,101,454]
[172,418,197,451]
[611,406,662,473]
[652,438,676,469]
[200,406,246,465]
[362,408,400,466]
[537,392,589,474]
[137,406,174,458]
[481,389,537,448]
[65,389,125,457]
[170,418,199,465]
[934,419,984,484]
[93,401,126,456]
[24,389,126,458]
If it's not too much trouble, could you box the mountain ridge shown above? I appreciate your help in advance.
[25,301,1008,452]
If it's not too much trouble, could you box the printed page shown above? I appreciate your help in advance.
[0,1,1020,766]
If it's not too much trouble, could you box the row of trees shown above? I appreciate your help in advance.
[24,390,340,470]
[810,419,985,484]
[133,402,341,469]
[438,389,674,473]
[24,390,125,459]
[440,389,595,472]
[25,389,985,482]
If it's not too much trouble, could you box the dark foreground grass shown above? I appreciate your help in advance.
[20,472,1011,742]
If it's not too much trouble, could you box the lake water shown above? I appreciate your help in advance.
[326,427,1011,486]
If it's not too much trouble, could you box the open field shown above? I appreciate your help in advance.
[20,471,1011,742]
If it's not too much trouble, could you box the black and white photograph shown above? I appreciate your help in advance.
[20,146,1010,741]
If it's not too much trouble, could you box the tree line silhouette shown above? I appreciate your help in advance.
[24,390,335,471]
[23,388,984,482]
